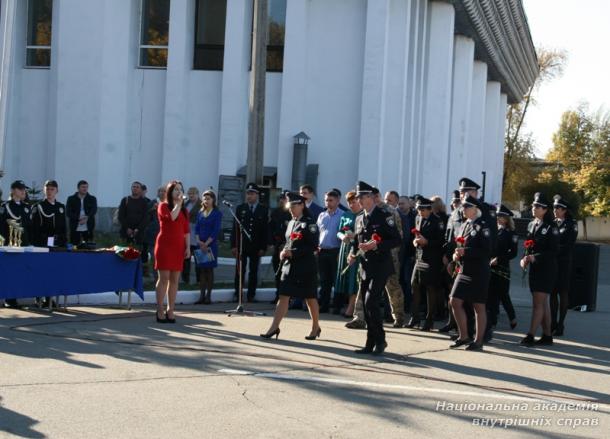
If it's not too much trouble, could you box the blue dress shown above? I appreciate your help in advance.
[194,208,222,268]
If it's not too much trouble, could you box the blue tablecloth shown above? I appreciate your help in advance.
[0,251,143,300]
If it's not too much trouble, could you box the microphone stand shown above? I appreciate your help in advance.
[224,204,266,317]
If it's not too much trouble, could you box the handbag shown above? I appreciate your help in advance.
[194,248,215,266]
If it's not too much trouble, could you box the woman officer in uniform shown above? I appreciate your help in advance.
[449,195,492,351]
[551,194,578,336]
[520,192,559,347]
[260,192,322,340]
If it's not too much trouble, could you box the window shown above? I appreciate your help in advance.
[250,0,286,72]
[194,0,227,70]
[139,0,170,68]
[26,0,53,68]
[266,0,286,72]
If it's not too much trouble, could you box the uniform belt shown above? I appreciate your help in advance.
[319,247,339,252]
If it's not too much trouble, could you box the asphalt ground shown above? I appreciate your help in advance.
[0,245,608,438]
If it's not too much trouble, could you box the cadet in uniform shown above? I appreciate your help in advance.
[520,192,559,347]
[550,194,578,336]
[485,204,518,342]
[449,195,492,351]
[0,180,32,308]
[407,197,444,331]
[268,191,291,304]
[260,192,321,340]
[31,180,67,247]
[231,183,269,302]
[348,181,401,355]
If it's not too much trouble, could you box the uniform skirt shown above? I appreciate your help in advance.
[450,269,490,304]
[529,259,557,294]
[278,258,318,299]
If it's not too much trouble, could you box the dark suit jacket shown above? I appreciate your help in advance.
[66,193,97,234]
[230,203,269,254]
[413,213,444,272]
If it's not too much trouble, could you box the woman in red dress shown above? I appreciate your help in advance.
[154,180,190,323]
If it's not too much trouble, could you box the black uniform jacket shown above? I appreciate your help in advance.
[496,226,518,268]
[0,200,32,246]
[352,206,401,280]
[556,217,578,261]
[525,220,560,268]
[31,199,67,247]
[457,217,492,277]
[268,206,291,247]
[414,213,444,272]
[280,215,319,280]
[231,203,269,254]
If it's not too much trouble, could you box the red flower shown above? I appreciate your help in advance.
[455,236,466,245]
[372,233,382,243]
[456,266,461,274]
[115,246,141,260]
[524,239,535,249]
[342,226,351,231]
[290,232,303,241]
[411,227,420,235]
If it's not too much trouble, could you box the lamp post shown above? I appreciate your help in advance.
[291,131,310,190]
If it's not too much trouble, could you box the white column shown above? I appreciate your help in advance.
[357,0,390,185]
[482,81,501,202]
[447,35,474,196]
[405,0,428,193]
[465,60,487,180]
[493,93,508,204]
[276,0,309,190]
[217,0,251,177]
[420,1,454,196]
[380,0,411,193]
[0,0,17,172]
[161,0,194,182]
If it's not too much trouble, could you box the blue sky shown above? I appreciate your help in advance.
[522,0,610,157]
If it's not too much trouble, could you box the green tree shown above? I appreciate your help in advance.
[545,106,610,216]
[502,48,567,206]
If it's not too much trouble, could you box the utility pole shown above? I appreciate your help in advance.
[246,0,268,186]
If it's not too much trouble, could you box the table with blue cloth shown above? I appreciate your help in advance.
[0,251,144,306]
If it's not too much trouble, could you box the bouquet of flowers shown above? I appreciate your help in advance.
[276,231,303,276]
[522,239,535,281]
[113,245,141,261]
[340,233,381,275]
[411,227,420,237]
[452,236,467,277]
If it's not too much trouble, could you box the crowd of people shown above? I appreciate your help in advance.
[1,175,578,354]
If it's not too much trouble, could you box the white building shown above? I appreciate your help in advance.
[0,0,537,210]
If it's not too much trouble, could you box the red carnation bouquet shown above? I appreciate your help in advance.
[452,236,467,277]
[113,245,141,261]
[290,231,303,241]
[371,233,382,244]
[411,227,420,236]
[522,239,535,281]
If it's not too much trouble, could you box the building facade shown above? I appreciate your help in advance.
[0,0,537,207]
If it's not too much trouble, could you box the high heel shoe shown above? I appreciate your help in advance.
[260,328,280,339]
[510,319,518,330]
[165,312,176,324]
[156,311,167,323]
[305,328,321,340]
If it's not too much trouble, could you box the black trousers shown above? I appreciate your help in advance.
[361,273,389,348]
[234,252,261,300]
[70,230,93,245]
[487,269,516,327]
[317,248,339,310]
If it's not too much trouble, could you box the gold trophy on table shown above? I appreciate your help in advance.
[7,219,24,247]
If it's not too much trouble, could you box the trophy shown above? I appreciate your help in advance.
[0,234,4,246]
[7,219,23,247]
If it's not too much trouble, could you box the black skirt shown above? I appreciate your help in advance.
[529,260,557,294]
[450,269,490,304]
[278,257,318,299]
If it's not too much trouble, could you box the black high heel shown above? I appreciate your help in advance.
[156,311,167,323]
[165,312,176,324]
[305,328,321,340]
[260,328,280,339]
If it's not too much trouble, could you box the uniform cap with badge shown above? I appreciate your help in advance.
[451,190,461,203]
[355,181,374,198]
[461,194,482,209]
[245,182,260,193]
[458,177,481,192]
[532,192,550,208]
[10,180,29,190]
[286,192,306,205]
[496,204,514,217]
[415,196,432,209]
[552,194,570,210]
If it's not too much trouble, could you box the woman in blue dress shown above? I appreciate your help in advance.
[334,191,362,318]
[194,189,222,304]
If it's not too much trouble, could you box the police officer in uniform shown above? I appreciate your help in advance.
[449,195,492,351]
[231,183,269,302]
[0,180,32,308]
[348,181,401,355]
[550,194,578,336]
[260,192,321,340]
[268,191,291,304]
[520,192,559,347]
[407,197,445,330]
[31,180,67,247]
[485,204,518,342]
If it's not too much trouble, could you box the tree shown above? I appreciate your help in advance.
[502,48,568,206]
[544,106,610,216]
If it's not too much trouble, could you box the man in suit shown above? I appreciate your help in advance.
[299,184,324,221]
[231,182,269,302]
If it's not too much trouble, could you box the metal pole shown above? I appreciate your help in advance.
[246,0,268,186]
[481,171,487,201]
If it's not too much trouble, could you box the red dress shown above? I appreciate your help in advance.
[154,202,190,271]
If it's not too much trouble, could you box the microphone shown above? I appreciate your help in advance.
[222,200,233,207]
